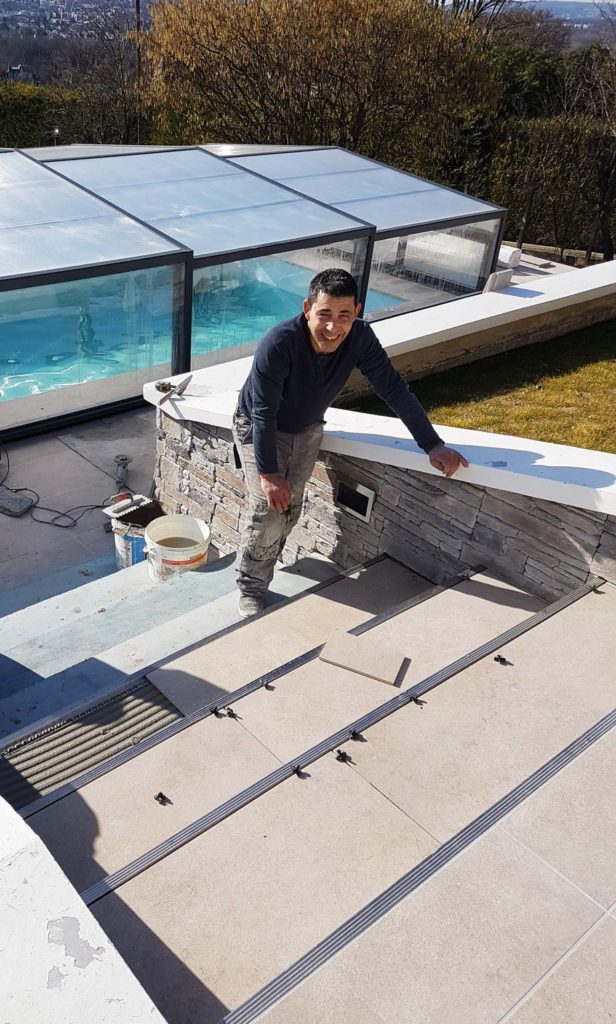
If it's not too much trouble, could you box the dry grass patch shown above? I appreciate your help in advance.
[352,320,616,452]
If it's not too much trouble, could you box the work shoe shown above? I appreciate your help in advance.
[238,594,264,619]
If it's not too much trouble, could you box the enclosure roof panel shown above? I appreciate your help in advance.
[31,144,174,162]
[232,148,503,233]
[48,148,367,259]
[202,144,329,158]
[0,151,181,280]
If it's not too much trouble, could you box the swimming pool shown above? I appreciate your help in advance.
[0,260,404,403]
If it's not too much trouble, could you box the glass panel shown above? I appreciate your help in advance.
[364,219,501,319]
[338,191,496,233]
[234,150,502,233]
[50,149,366,258]
[234,149,368,179]
[0,263,182,431]
[273,168,434,206]
[0,152,180,277]
[191,237,368,365]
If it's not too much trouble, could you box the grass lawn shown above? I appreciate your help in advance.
[350,319,616,453]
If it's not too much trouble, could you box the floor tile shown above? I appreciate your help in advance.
[149,559,427,714]
[501,727,616,907]
[29,714,280,892]
[505,915,616,1024]
[336,585,616,842]
[258,829,600,1024]
[91,758,437,1023]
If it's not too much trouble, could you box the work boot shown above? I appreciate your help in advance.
[238,594,264,619]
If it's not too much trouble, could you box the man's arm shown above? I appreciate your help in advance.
[356,331,469,477]
[250,338,293,511]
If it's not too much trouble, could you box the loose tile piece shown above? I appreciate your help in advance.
[319,629,407,685]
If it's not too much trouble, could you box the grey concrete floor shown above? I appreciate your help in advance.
[0,407,157,598]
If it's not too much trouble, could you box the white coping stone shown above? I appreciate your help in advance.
[144,264,616,516]
[1,797,167,1024]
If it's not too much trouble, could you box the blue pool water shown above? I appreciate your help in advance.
[0,261,403,403]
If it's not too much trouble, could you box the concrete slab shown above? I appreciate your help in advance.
[0,552,117,619]
[258,829,600,1024]
[1,798,167,1024]
[319,629,407,685]
[29,714,279,892]
[91,758,437,1024]
[504,915,616,1024]
[2,443,114,503]
[336,584,616,843]
[501,726,616,908]
[0,409,157,593]
[58,407,157,497]
[149,558,427,715]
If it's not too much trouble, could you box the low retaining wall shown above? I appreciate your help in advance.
[155,410,616,602]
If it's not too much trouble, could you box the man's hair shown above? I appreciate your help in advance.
[307,268,358,306]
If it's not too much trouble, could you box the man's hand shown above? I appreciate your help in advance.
[260,473,292,512]
[428,444,469,478]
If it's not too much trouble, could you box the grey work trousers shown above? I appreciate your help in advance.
[232,410,324,597]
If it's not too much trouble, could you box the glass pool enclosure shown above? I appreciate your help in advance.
[0,145,505,435]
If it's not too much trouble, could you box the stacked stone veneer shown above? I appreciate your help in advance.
[155,409,616,602]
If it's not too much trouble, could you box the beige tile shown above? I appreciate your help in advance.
[29,714,279,891]
[259,829,600,1024]
[149,558,428,714]
[319,629,407,685]
[92,757,437,1022]
[501,728,616,907]
[233,658,405,761]
[364,571,544,680]
[337,585,616,842]
[505,916,616,1024]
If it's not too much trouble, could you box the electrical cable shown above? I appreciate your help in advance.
[0,441,127,528]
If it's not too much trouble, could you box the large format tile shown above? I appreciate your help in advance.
[92,758,437,1024]
[336,585,616,842]
[233,657,409,762]
[362,571,544,681]
[501,727,616,908]
[505,916,616,1024]
[149,558,428,714]
[259,829,601,1024]
[29,714,279,891]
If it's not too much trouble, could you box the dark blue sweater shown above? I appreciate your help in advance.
[238,314,443,474]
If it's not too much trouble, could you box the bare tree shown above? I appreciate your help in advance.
[54,11,142,144]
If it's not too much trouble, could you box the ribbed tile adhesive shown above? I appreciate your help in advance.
[0,681,182,811]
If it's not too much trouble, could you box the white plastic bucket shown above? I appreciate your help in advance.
[144,515,210,583]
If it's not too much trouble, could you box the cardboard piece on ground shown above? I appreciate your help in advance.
[319,629,407,686]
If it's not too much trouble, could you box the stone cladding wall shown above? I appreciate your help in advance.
[155,409,616,602]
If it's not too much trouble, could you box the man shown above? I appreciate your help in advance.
[233,268,468,618]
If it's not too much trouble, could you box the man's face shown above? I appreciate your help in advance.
[303,291,361,355]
